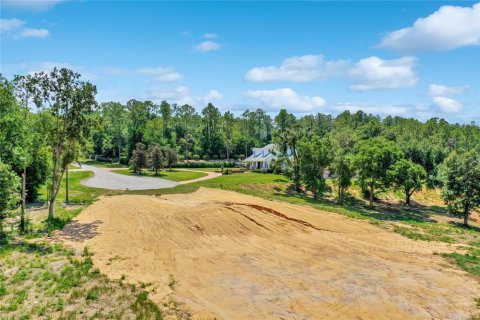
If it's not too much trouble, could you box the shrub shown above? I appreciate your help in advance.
[173,161,235,168]
[212,155,219,160]
[203,155,210,161]
[193,154,200,161]
[178,155,185,161]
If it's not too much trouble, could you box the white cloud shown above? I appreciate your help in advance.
[332,103,410,116]
[0,18,24,32]
[245,54,348,82]
[203,89,222,103]
[148,86,222,107]
[193,41,221,53]
[203,33,218,39]
[332,102,436,120]
[18,28,49,38]
[427,84,469,96]
[432,96,462,113]
[378,2,480,52]
[245,88,326,112]
[136,67,182,82]
[29,61,97,80]
[1,0,63,12]
[148,86,195,105]
[348,56,417,91]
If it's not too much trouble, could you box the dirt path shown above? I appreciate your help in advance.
[59,188,479,319]
[80,164,178,190]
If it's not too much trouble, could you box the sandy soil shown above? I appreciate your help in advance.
[59,188,479,320]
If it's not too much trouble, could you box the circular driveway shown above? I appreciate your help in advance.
[80,164,179,190]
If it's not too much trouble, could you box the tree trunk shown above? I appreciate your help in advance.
[65,167,69,205]
[406,190,411,206]
[48,159,58,220]
[369,183,374,207]
[464,211,469,226]
[20,169,26,233]
[118,142,122,164]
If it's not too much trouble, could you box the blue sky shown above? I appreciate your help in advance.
[1,1,479,123]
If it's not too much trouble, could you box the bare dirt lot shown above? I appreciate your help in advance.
[59,188,479,320]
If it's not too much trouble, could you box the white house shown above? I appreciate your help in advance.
[244,144,277,170]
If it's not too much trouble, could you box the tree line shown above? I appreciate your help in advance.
[1,68,479,241]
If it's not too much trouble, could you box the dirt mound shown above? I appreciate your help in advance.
[59,188,479,319]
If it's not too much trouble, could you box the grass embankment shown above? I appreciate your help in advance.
[114,168,207,182]
[0,242,162,319]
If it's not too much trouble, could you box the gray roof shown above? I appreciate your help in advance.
[244,144,276,162]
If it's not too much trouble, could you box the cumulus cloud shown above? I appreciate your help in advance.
[427,84,469,96]
[378,2,480,52]
[193,41,221,52]
[136,67,182,82]
[203,33,218,39]
[1,18,49,39]
[0,18,24,32]
[245,88,326,112]
[147,86,223,107]
[245,54,348,82]
[18,28,49,38]
[348,56,417,91]
[432,96,462,113]
[203,89,222,103]
[1,0,63,12]
[28,61,97,80]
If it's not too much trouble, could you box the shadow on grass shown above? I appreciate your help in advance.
[0,240,63,257]
[59,219,102,242]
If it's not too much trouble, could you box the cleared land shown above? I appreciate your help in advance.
[59,188,479,320]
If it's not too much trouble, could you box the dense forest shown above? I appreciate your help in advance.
[1,68,480,237]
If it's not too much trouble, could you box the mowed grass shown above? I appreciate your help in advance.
[114,168,208,182]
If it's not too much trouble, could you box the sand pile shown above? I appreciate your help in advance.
[59,188,479,319]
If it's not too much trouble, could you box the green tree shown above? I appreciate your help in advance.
[147,144,164,175]
[163,147,178,170]
[0,75,30,232]
[102,102,127,162]
[274,109,295,154]
[0,161,20,240]
[160,101,172,139]
[353,138,403,207]
[129,142,148,174]
[298,136,332,199]
[222,111,236,160]
[24,68,97,219]
[440,151,480,226]
[332,153,354,205]
[388,159,426,206]
[202,103,221,156]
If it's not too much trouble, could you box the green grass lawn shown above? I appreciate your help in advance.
[114,168,208,182]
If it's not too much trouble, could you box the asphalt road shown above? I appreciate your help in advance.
[80,164,179,190]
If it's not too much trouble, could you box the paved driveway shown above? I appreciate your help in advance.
[80,164,179,190]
